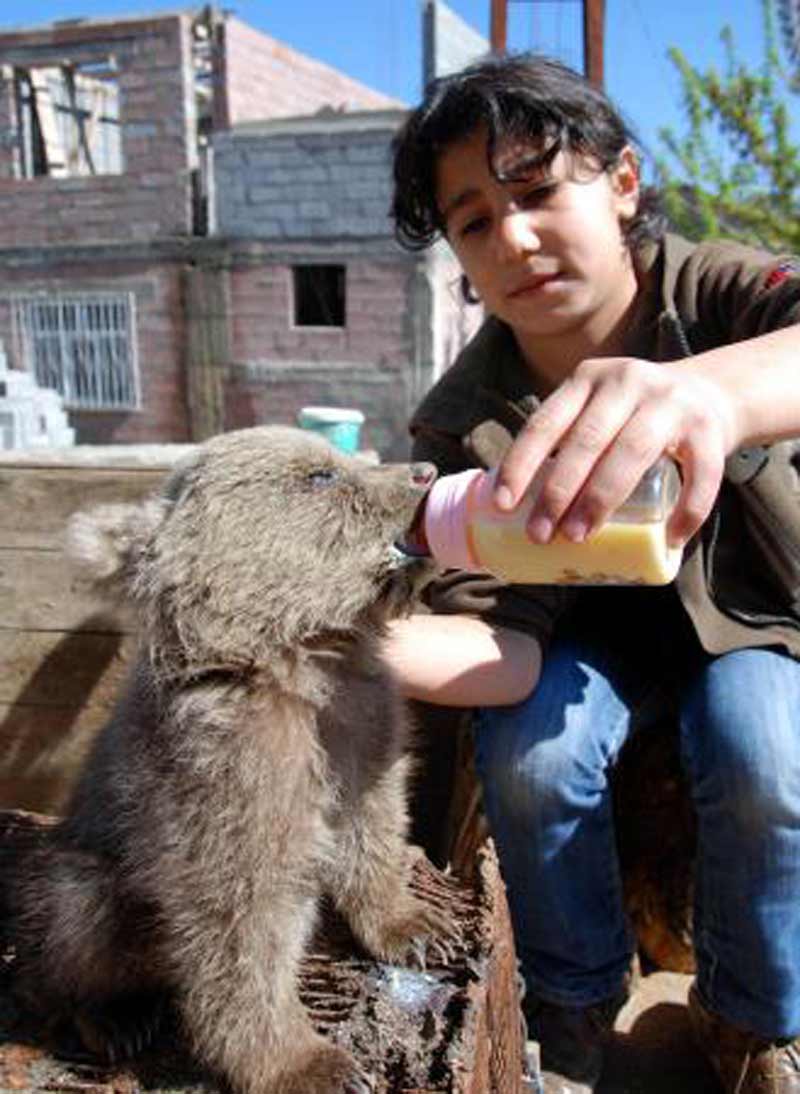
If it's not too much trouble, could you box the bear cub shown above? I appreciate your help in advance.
[11,425,452,1094]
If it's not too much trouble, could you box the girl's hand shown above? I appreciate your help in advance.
[493,356,738,547]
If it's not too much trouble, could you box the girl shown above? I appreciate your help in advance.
[385,53,800,1094]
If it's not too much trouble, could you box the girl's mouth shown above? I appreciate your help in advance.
[507,272,560,298]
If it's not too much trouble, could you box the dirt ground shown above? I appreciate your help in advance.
[600,970,719,1093]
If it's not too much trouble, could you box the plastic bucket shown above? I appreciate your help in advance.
[297,406,365,454]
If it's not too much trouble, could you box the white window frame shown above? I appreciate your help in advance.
[12,292,141,411]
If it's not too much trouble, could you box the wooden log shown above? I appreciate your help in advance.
[0,811,523,1093]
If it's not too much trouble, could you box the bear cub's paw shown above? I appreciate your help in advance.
[364,896,461,970]
[278,1043,374,1094]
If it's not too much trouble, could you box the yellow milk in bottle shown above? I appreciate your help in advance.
[423,458,683,586]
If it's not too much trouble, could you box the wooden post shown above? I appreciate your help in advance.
[183,263,229,442]
[490,0,507,52]
[583,0,605,87]
[489,1,605,88]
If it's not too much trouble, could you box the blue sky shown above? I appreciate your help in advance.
[3,1,793,179]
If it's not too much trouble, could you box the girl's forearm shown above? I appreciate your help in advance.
[681,324,800,450]
[382,613,541,707]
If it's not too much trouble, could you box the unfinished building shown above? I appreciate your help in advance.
[0,5,480,457]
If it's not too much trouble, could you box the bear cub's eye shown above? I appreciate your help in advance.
[307,468,339,488]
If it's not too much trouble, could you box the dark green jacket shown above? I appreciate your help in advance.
[410,233,800,658]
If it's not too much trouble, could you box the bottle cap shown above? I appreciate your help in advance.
[423,467,484,570]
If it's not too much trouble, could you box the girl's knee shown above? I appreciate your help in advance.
[681,650,800,828]
[475,705,615,825]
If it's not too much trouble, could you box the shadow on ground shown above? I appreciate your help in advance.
[599,972,719,1093]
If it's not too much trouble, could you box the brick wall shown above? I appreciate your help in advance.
[0,255,190,444]
[0,14,196,246]
[422,0,489,85]
[220,17,401,126]
[225,255,420,458]
[0,239,478,457]
[214,112,403,241]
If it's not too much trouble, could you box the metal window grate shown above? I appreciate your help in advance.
[12,292,140,411]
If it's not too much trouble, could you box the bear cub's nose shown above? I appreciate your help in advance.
[411,463,437,488]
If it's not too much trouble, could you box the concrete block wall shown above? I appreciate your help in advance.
[0,256,190,444]
[0,14,196,246]
[214,112,404,241]
[219,17,401,126]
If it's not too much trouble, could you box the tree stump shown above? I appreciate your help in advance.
[0,810,524,1094]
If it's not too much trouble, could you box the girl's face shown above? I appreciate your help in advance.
[435,127,640,358]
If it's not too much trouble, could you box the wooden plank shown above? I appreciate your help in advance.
[0,465,172,548]
[28,67,68,176]
[0,702,113,812]
[0,628,134,812]
[0,548,135,631]
[0,628,134,706]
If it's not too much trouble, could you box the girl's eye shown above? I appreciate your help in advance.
[520,183,557,207]
[460,215,490,238]
[307,468,339,488]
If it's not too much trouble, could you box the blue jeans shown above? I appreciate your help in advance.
[474,595,800,1038]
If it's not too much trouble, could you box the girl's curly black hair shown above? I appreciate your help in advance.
[391,52,664,253]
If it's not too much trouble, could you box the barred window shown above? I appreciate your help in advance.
[12,293,140,411]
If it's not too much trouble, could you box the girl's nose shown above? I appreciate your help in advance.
[495,211,539,259]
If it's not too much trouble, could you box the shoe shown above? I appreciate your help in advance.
[688,983,800,1093]
[523,991,627,1094]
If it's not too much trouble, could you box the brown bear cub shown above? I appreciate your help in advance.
[11,425,452,1094]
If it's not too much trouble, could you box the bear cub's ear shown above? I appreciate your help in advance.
[65,497,169,596]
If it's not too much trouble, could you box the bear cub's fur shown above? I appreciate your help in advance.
[11,425,451,1094]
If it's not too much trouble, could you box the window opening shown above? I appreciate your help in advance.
[12,292,140,411]
[14,59,122,178]
[292,265,346,328]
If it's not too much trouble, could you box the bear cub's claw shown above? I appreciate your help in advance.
[367,897,462,971]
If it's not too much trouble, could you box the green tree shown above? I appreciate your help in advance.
[656,0,800,251]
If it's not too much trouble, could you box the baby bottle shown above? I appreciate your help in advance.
[422,457,683,585]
